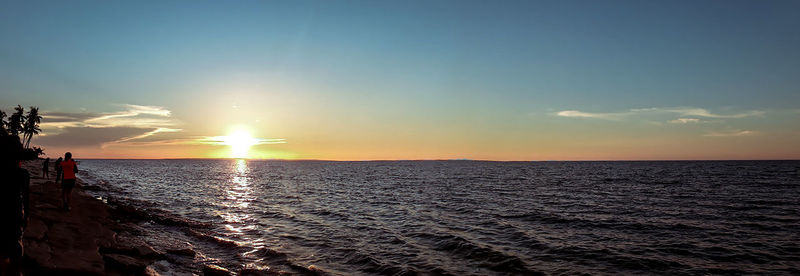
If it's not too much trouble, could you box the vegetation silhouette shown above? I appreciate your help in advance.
[0,105,44,273]
[23,107,42,149]
[0,133,30,275]
[0,105,45,159]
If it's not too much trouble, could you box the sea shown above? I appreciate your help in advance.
[77,160,800,275]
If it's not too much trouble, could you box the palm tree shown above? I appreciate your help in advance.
[8,105,25,138]
[33,146,44,157]
[23,106,42,149]
[0,109,6,136]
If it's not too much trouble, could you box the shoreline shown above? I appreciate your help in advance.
[20,160,295,276]
[20,160,195,275]
[21,159,325,276]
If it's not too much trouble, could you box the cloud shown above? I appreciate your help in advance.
[663,108,764,119]
[668,118,701,124]
[95,137,206,146]
[41,104,177,130]
[703,130,761,137]
[106,127,183,145]
[555,110,625,120]
[200,136,287,145]
[42,112,99,123]
[36,104,181,148]
[36,127,157,147]
[86,104,171,122]
[34,104,289,154]
[555,107,764,120]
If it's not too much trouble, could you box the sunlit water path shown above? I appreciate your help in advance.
[79,160,800,275]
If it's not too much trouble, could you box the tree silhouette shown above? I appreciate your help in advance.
[23,106,42,149]
[0,109,6,135]
[8,105,25,137]
[1,105,45,158]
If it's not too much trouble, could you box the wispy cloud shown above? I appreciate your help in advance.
[36,127,159,147]
[38,104,290,150]
[105,127,182,146]
[663,108,764,118]
[42,104,178,130]
[555,110,625,120]
[555,107,764,120]
[86,104,171,122]
[38,104,181,148]
[107,136,287,147]
[668,118,702,124]
[703,130,761,137]
[200,136,287,145]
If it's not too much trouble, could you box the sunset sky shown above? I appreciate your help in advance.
[2,0,799,160]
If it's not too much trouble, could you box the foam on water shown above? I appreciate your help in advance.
[79,160,800,275]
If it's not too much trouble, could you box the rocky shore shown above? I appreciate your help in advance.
[19,160,234,276]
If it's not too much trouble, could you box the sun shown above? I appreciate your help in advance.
[222,129,259,159]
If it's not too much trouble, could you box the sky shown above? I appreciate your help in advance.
[1,0,799,160]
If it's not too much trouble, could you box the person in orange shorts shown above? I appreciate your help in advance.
[60,152,78,211]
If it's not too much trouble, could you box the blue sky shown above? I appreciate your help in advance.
[1,0,799,159]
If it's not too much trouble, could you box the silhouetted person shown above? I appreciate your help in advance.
[0,136,30,276]
[60,152,78,211]
[42,157,50,179]
[54,157,63,185]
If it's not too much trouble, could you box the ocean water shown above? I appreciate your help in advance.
[78,160,800,275]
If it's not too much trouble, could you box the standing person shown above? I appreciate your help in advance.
[42,157,50,179]
[54,157,63,185]
[60,152,78,211]
[0,136,30,276]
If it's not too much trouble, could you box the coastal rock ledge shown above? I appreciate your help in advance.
[20,160,162,276]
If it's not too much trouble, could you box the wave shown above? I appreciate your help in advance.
[498,211,712,233]
[183,229,243,249]
[340,249,417,276]
[410,231,541,275]
[108,199,211,229]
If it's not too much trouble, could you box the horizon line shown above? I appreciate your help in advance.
[56,157,800,162]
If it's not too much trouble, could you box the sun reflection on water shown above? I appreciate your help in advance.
[221,159,256,230]
[227,159,252,208]
[217,160,274,267]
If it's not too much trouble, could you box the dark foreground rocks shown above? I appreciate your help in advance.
[20,161,164,275]
[203,264,232,276]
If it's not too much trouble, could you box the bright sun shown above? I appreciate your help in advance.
[222,129,258,159]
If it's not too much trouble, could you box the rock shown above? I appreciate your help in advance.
[308,264,325,273]
[166,247,196,257]
[241,267,283,276]
[32,202,59,210]
[22,239,51,265]
[165,241,196,257]
[109,231,163,258]
[136,244,165,258]
[19,161,116,275]
[113,222,146,235]
[47,247,106,275]
[143,265,161,276]
[203,264,232,276]
[24,218,48,240]
[103,253,152,272]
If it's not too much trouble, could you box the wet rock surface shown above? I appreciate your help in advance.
[20,160,164,275]
[104,254,151,272]
[203,264,232,276]
[166,246,197,257]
